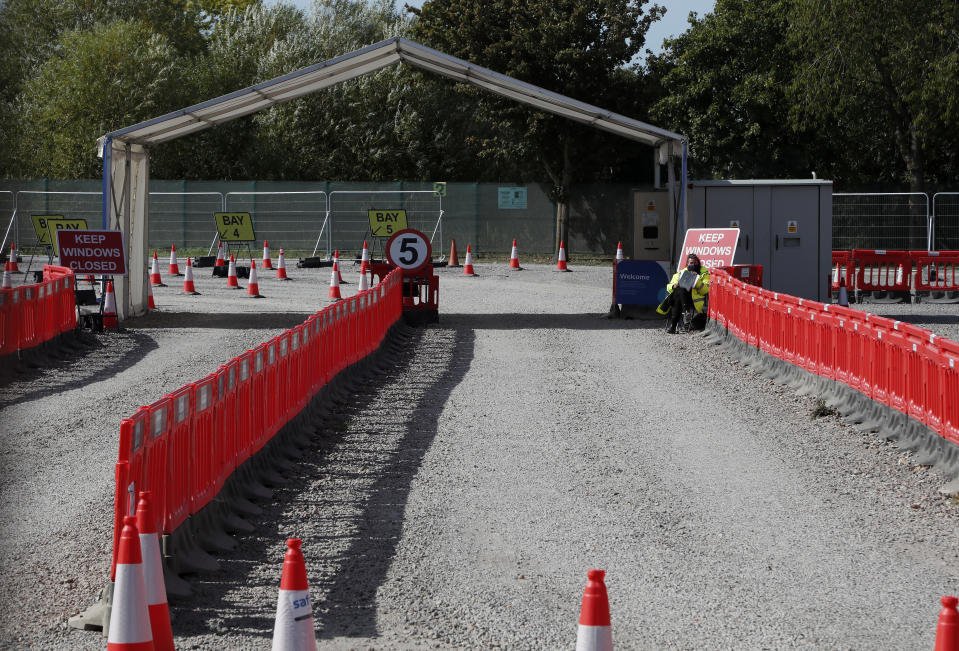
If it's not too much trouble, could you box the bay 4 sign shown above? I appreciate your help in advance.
[680,228,739,268]
[56,229,127,275]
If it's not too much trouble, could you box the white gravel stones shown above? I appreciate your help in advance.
[0,262,956,649]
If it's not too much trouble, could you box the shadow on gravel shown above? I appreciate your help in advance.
[126,311,312,330]
[0,330,158,410]
[448,312,664,330]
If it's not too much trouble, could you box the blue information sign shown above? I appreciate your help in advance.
[497,187,527,209]
[614,260,670,306]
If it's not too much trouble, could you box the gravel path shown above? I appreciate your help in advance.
[0,262,957,649]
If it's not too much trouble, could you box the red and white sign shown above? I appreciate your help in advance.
[679,228,739,269]
[56,229,127,275]
[385,229,431,273]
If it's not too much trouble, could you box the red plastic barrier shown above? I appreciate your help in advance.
[0,288,13,357]
[111,407,150,580]
[717,264,763,288]
[910,250,959,292]
[234,352,253,466]
[165,386,193,533]
[213,361,237,494]
[852,249,911,293]
[192,375,217,513]
[831,251,852,291]
[940,339,959,445]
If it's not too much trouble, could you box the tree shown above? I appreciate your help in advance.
[788,0,959,192]
[410,0,664,253]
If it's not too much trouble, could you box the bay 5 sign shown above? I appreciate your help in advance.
[680,228,739,268]
[56,229,127,275]
[385,229,431,273]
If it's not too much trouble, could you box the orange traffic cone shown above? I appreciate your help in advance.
[508,239,523,270]
[136,492,173,651]
[360,241,371,275]
[168,244,180,276]
[150,251,165,287]
[615,241,624,261]
[147,282,156,310]
[247,260,264,298]
[358,268,370,292]
[106,516,153,650]
[103,281,118,329]
[936,596,959,651]
[226,254,241,289]
[575,569,612,651]
[449,239,461,267]
[276,249,290,280]
[262,240,273,269]
[555,240,571,272]
[334,250,346,284]
[214,241,225,267]
[838,273,849,307]
[181,257,200,295]
[1,262,12,290]
[463,244,477,276]
[271,538,316,650]
[328,260,342,300]
[7,242,18,272]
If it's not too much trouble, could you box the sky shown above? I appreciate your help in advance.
[269,1,716,57]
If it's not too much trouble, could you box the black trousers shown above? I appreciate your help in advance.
[669,287,695,325]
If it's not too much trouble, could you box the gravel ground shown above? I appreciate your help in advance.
[0,261,957,649]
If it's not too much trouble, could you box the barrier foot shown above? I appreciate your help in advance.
[218,484,263,517]
[940,476,959,496]
[68,581,113,632]
[212,496,255,533]
[193,504,237,553]
[165,520,221,575]
[162,558,193,600]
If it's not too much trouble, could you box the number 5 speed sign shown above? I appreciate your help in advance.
[385,229,431,272]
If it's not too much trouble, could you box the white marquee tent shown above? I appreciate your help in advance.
[100,37,686,318]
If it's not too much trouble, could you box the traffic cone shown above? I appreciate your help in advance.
[85,274,96,285]
[615,241,624,261]
[181,257,200,295]
[575,569,612,651]
[334,250,346,284]
[214,241,225,267]
[358,268,370,292]
[271,538,316,651]
[328,260,342,300]
[508,239,523,270]
[168,244,181,276]
[838,274,849,307]
[449,239,461,267]
[247,260,264,298]
[555,240,571,272]
[463,245,477,276]
[150,251,165,287]
[226,254,241,289]
[136,492,174,651]
[1,262,12,290]
[106,516,153,651]
[103,281,118,329]
[936,596,959,651]
[360,241,371,275]
[7,242,18,272]
[147,282,156,310]
[276,249,290,280]
[262,240,273,269]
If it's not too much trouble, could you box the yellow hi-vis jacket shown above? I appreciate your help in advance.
[656,266,711,314]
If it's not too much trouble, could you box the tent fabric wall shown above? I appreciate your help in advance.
[103,140,149,318]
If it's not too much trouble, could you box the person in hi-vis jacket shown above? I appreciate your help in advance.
[657,253,710,333]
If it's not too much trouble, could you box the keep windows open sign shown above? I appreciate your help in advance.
[56,229,127,275]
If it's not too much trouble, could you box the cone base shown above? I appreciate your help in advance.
[227,286,243,290]
[276,277,292,281]
[151,282,167,287]
[554,268,572,272]
[247,294,264,298]
[181,290,201,295]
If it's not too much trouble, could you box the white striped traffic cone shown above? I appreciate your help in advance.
[103,281,118,329]
[168,244,181,276]
[181,257,200,295]
[1,262,12,289]
[555,240,571,272]
[575,569,612,651]
[276,249,290,280]
[7,242,18,272]
[508,239,523,270]
[272,538,316,651]
[106,516,153,651]
[226,254,241,289]
[615,241,624,261]
[358,267,370,292]
[147,282,156,310]
[262,240,273,269]
[333,250,346,284]
[150,251,165,286]
[463,245,477,276]
[136,492,173,651]
[214,241,225,267]
[360,240,371,275]
[247,260,264,298]
[328,260,342,300]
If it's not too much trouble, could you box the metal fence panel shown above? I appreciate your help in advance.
[0,191,14,252]
[223,191,329,257]
[12,191,103,254]
[329,190,442,259]
[832,193,930,251]
[933,193,959,251]
[149,192,224,253]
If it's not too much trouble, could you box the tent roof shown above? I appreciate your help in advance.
[104,37,683,149]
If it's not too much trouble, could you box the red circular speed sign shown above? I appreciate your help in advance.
[385,229,431,273]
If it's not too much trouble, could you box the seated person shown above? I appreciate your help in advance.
[658,254,710,333]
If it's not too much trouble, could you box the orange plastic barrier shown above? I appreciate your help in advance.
[852,249,911,294]
[910,250,959,292]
